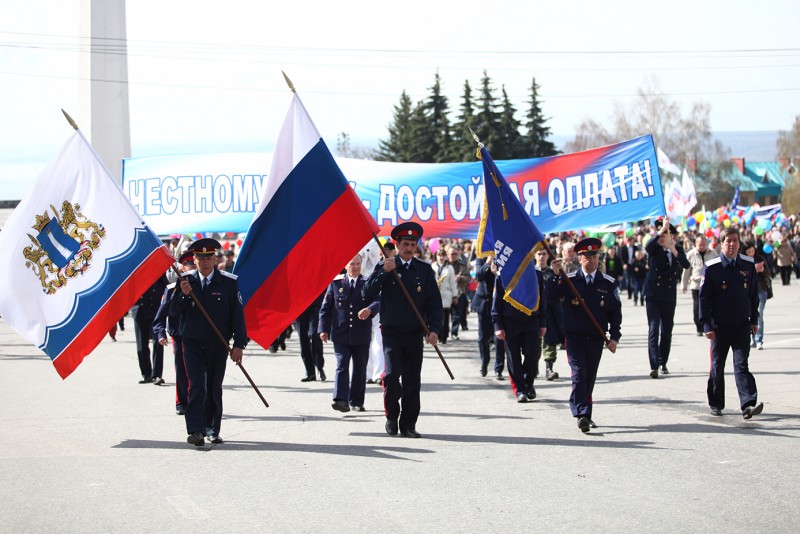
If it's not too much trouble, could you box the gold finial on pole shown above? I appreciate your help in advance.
[281,71,296,93]
[61,109,79,130]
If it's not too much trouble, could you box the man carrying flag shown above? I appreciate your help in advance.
[234,78,379,353]
[0,121,174,379]
[475,144,548,402]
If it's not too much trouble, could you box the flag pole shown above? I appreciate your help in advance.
[470,128,611,347]
[61,109,269,408]
[370,232,455,380]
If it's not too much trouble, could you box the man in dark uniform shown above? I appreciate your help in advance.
[297,291,326,382]
[699,227,763,419]
[131,274,169,384]
[153,250,196,415]
[550,238,621,433]
[492,261,547,403]
[643,220,690,378]
[170,238,248,446]
[319,254,380,412]
[363,222,443,438]
[472,256,505,380]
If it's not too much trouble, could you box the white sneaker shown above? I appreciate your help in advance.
[757,342,763,350]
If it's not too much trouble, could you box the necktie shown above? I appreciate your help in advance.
[403,261,410,271]
[350,279,356,290]
[202,278,209,293]
[586,274,593,287]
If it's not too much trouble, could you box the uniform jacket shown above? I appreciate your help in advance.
[491,269,547,333]
[643,235,690,301]
[363,256,443,333]
[131,275,169,321]
[318,274,380,345]
[682,246,719,291]
[152,283,180,340]
[548,269,622,341]
[169,268,248,350]
[470,257,496,314]
[699,254,759,331]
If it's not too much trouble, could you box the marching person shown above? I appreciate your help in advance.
[536,247,562,381]
[170,238,248,446]
[643,220,689,378]
[492,258,547,403]
[472,256,506,379]
[132,274,169,385]
[432,248,458,344]
[550,238,622,433]
[363,222,443,438]
[682,235,719,336]
[319,254,380,413]
[153,250,196,415]
[700,228,763,419]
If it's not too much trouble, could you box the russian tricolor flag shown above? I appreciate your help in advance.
[234,93,379,349]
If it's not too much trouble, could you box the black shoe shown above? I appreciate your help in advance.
[660,366,669,375]
[385,419,398,436]
[526,388,536,400]
[710,407,723,416]
[496,372,505,381]
[696,331,704,337]
[187,432,205,446]
[366,379,375,384]
[138,378,151,384]
[516,393,528,403]
[280,341,286,350]
[153,377,165,386]
[401,428,421,438]
[332,400,350,412]
[649,369,659,379]
[578,416,591,433]
[351,406,365,412]
[319,369,327,382]
[546,369,559,381]
[588,419,598,429]
[176,406,186,416]
[440,338,447,344]
[206,434,223,444]
[300,376,316,382]
[480,368,487,377]
[268,345,278,353]
[743,402,764,420]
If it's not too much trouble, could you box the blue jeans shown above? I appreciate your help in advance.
[752,289,767,344]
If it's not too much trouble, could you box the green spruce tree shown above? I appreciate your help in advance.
[376,90,415,162]
[524,76,559,157]
[472,70,502,154]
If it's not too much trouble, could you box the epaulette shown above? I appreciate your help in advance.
[739,254,755,263]
[167,282,177,290]
[705,257,722,267]
[333,273,345,281]
[566,271,577,278]
[601,272,616,283]
[219,270,238,280]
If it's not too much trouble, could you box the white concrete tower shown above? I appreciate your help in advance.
[79,0,130,183]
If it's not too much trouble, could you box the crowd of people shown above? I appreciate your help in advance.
[118,211,800,445]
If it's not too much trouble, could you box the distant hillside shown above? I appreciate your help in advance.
[552,131,779,162]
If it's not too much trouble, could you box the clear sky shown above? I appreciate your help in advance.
[1,0,799,199]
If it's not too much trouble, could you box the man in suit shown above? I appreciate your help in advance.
[132,274,169,385]
[550,238,622,433]
[319,254,380,412]
[643,220,690,378]
[700,227,763,419]
[472,256,505,379]
[363,222,443,438]
[619,236,638,299]
[170,238,248,446]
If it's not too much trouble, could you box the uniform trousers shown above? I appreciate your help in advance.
[478,309,504,374]
[172,335,188,410]
[565,334,604,418]
[333,342,370,408]
[183,339,227,437]
[504,327,539,396]
[645,299,676,370]
[690,289,703,334]
[134,315,163,379]
[381,327,424,431]
[296,312,324,377]
[707,323,758,411]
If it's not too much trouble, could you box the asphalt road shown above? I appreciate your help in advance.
[1,282,798,533]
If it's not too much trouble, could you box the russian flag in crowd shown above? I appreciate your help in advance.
[234,93,379,349]
[0,131,175,378]
[476,146,546,315]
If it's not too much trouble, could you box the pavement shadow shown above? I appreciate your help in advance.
[112,439,433,460]
[599,420,799,439]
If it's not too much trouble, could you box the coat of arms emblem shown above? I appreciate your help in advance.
[23,201,105,294]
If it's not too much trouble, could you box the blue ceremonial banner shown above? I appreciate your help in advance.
[122,135,665,237]
[476,146,546,315]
